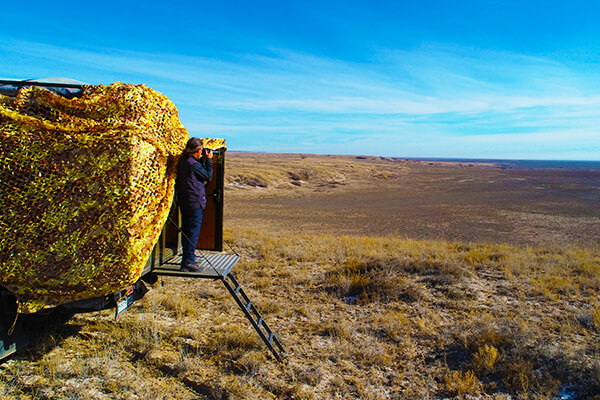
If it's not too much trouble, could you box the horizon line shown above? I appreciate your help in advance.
[225,150,600,163]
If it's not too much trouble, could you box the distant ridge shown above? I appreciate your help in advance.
[402,157,600,171]
[226,152,600,171]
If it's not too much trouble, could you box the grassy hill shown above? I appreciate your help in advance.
[1,153,599,399]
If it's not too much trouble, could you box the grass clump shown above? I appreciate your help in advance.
[443,369,483,396]
[472,344,500,374]
[373,310,410,342]
[502,358,561,398]
[593,304,600,329]
[323,256,431,304]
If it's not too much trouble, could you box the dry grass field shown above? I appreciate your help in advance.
[1,153,599,399]
[225,153,600,246]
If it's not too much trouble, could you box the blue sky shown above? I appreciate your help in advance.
[2,1,600,160]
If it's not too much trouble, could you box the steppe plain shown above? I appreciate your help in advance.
[1,153,599,400]
[226,153,600,246]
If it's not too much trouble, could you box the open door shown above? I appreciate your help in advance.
[197,148,225,251]
[155,146,225,265]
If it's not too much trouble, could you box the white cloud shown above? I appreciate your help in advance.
[2,37,599,159]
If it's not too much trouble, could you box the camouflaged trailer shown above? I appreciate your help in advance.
[0,79,231,359]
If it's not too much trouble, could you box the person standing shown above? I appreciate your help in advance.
[176,138,213,271]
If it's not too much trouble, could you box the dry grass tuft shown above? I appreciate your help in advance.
[444,369,483,396]
[592,303,600,330]
[323,256,433,304]
[373,310,410,342]
[472,344,500,374]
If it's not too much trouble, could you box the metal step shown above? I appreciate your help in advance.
[152,251,240,279]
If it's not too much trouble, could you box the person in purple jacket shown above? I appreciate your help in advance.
[176,138,213,271]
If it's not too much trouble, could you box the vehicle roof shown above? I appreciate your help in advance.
[0,78,86,98]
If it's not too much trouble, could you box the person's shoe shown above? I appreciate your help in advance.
[181,263,203,272]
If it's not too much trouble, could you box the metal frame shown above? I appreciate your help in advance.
[0,79,85,89]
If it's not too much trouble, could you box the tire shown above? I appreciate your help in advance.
[0,287,19,361]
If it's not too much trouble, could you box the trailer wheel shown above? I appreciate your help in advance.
[141,272,158,285]
[0,287,20,360]
[0,288,17,330]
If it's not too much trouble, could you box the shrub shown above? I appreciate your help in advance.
[472,344,499,374]
[443,370,482,396]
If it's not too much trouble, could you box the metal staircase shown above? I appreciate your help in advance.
[221,273,285,362]
[152,250,285,362]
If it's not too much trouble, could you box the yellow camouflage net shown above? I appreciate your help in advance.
[0,82,190,313]
[202,138,226,151]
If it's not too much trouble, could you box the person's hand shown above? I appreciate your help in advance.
[205,148,214,159]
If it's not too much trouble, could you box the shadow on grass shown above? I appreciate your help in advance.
[6,311,82,362]
[432,338,599,399]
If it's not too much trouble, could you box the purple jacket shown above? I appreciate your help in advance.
[176,155,213,210]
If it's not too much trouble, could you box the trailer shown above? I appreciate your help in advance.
[0,79,284,362]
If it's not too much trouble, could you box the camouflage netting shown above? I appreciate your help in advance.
[202,137,226,151]
[0,82,191,313]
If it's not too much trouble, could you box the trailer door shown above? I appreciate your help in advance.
[197,148,225,251]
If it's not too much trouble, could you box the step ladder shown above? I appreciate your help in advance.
[151,251,285,362]
[221,273,285,362]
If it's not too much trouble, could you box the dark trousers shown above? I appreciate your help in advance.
[180,206,203,266]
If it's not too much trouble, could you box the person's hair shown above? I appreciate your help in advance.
[182,138,203,158]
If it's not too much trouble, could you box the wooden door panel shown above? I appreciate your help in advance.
[197,149,224,251]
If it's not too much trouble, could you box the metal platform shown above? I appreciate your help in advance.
[152,250,240,279]
[150,249,285,362]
